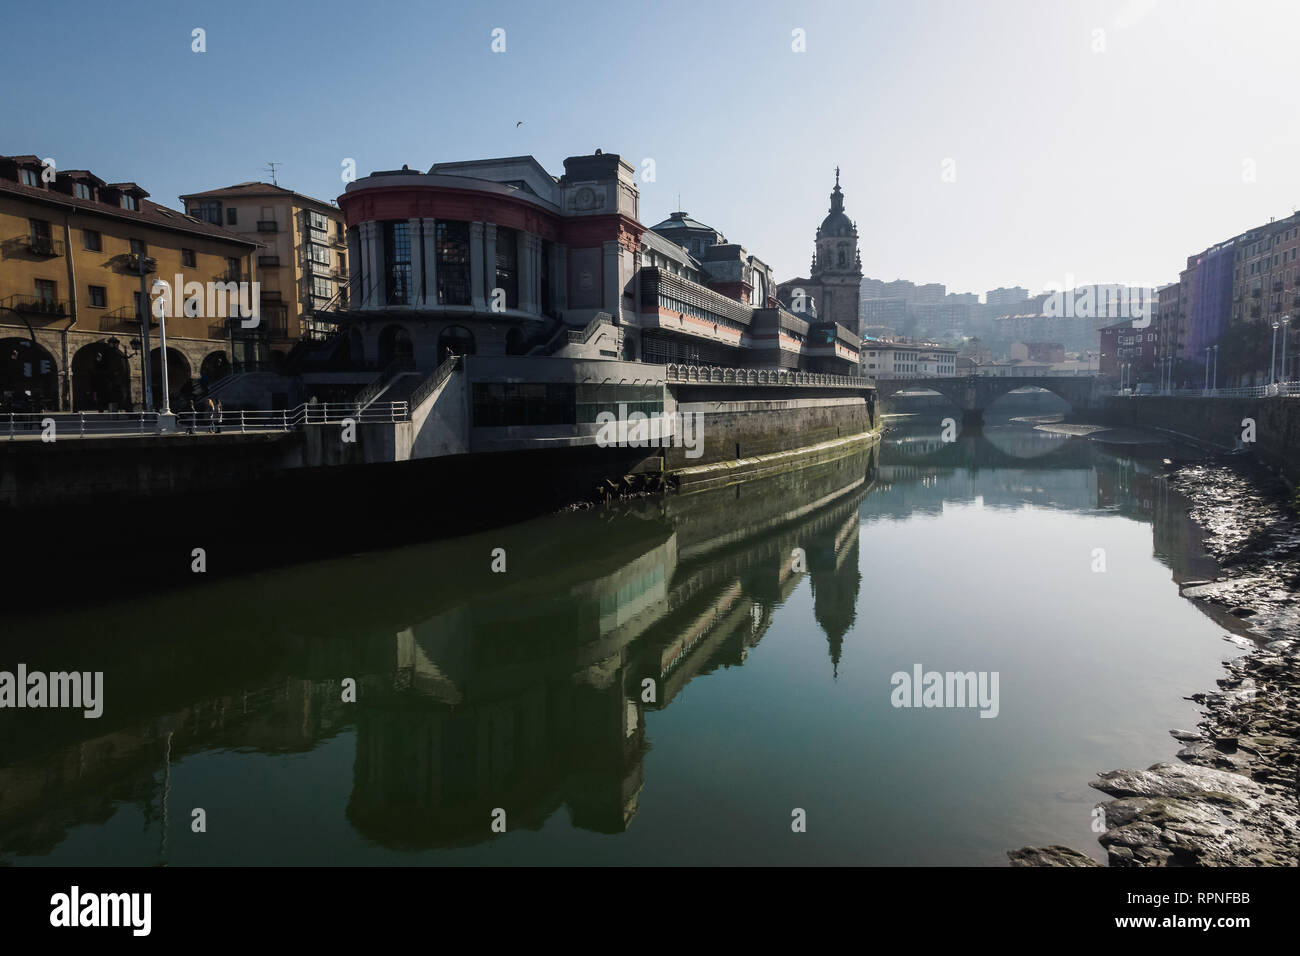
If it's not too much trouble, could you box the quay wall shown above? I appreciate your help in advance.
[665,389,873,469]
[0,382,880,599]
[1097,396,1300,480]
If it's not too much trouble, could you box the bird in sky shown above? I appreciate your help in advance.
[516,121,524,127]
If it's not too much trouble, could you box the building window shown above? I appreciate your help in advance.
[309,211,328,232]
[83,228,101,251]
[311,277,331,300]
[226,257,241,280]
[28,218,52,254]
[182,248,196,267]
[121,195,138,211]
[88,285,107,308]
[73,182,92,200]
[308,243,330,265]
[226,208,237,225]
[35,278,57,305]
[19,168,40,187]
[495,226,519,309]
[435,220,471,305]
[130,238,147,256]
[383,221,411,306]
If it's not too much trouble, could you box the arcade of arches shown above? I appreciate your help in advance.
[0,331,232,412]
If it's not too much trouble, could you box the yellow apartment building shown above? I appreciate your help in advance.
[0,154,261,412]
[179,181,348,358]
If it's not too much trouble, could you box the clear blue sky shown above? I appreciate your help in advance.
[5,0,1298,298]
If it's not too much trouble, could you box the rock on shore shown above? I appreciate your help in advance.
[1010,457,1300,867]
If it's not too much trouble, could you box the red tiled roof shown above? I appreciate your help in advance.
[0,174,259,248]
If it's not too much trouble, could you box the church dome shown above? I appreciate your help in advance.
[818,210,855,237]
[816,167,856,238]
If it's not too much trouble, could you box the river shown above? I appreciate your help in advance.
[0,415,1249,865]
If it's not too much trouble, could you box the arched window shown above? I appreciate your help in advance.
[378,324,413,366]
[437,325,476,364]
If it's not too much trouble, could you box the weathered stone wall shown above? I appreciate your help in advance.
[664,390,873,469]
[1098,396,1300,480]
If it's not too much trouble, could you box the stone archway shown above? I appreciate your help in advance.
[199,351,231,392]
[149,347,192,409]
[0,337,58,411]
[72,341,131,411]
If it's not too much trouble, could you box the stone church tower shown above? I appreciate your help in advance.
[810,168,863,332]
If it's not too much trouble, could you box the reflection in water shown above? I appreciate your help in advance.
[0,446,877,859]
[0,418,1243,864]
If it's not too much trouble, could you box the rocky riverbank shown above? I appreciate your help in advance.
[1010,454,1300,867]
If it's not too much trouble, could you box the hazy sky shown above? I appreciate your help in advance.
[5,0,1299,299]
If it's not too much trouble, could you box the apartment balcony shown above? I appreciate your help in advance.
[214,270,242,283]
[22,235,64,258]
[302,259,331,275]
[2,293,68,319]
[331,266,349,279]
[102,304,154,331]
[209,306,288,340]
[256,220,279,233]
[1251,287,1262,298]
[331,232,347,246]
[1273,280,1284,292]
[126,252,157,274]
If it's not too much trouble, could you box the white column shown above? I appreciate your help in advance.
[469,222,487,311]
[483,224,498,311]
[421,219,438,307]
[553,244,567,312]
[407,218,423,309]
[602,240,621,319]
[346,227,361,310]
[361,221,382,309]
[520,234,539,314]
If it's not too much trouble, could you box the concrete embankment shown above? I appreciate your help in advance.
[1095,395,1300,482]
[0,385,879,601]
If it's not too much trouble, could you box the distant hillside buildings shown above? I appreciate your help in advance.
[1154,210,1300,388]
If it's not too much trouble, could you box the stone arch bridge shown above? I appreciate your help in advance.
[874,375,1101,425]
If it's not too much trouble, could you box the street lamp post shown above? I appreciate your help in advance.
[1271,321,1280,387]
[151,279,172,416]
[1282,316,1291,383]
[1204,347,1211,393]
[1211,345,1218,392]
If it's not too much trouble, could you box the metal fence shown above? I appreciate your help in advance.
[1114,381,1300,399]
[4,402,410,440]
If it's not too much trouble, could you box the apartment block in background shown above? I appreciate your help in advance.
[180,182,348,360]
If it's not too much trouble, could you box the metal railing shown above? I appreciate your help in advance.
[663,363,867,388]
[4,402,410,440]
[407,354,463,410]
[353,356,417,411]
[1119,381,1300,399]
